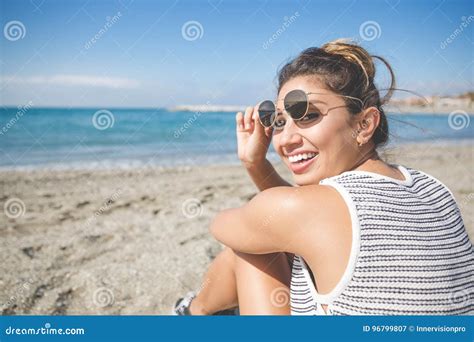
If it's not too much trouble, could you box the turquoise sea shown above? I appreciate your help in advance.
[0,107,472,170]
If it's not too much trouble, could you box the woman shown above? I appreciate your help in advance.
[173,39,473,315]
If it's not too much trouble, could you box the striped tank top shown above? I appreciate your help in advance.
[290,164,474,315]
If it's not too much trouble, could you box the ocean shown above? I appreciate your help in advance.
[0,107,472,170]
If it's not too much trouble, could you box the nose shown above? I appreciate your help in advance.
[279,120,303,150]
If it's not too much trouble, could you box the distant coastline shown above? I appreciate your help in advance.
[170,92,474,115]
[386,92,473,115]
[169,104,246,113]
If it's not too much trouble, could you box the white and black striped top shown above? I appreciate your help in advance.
[290,165,474,315]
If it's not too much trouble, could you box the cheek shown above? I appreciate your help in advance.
[272,135,282,155]
[308,121,339,148]
[311,118,352,155]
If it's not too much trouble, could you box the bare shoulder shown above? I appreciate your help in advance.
[296,184,352,251]
[269,184,353,269]
[252,185,351,252]
[254,184,347,218]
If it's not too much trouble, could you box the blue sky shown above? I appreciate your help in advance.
[0,0,473,108]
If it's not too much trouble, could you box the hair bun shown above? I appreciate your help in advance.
[321,39,375,89]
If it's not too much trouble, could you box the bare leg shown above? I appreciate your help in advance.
[234,251,291,315]
[190,247,292,315]
[189,247,238,315]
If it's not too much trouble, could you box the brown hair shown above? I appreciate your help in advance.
[277,39,396,148]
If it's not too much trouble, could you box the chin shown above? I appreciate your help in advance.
[292,172,321,186]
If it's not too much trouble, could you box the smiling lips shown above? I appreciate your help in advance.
[286,151,319,174]
[287,152,318,163]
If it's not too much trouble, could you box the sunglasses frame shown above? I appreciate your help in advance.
[258,89,364,129]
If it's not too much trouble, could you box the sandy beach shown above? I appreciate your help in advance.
[1,142,473,315]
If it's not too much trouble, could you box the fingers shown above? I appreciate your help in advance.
[252,104,266,135]
[236,111,244,130]
[237,105,272,137]
[244,106,253,130]
[236,107,255,131]
[264,126,273,138]
[252,104,259,123]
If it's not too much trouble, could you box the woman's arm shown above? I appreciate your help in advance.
[210,185,343,255]
[244,159,292,191]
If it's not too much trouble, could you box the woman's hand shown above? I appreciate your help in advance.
[236,105,273,167]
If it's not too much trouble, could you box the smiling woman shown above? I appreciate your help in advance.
[172,39,474,316]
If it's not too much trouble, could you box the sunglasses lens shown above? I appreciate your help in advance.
[258,100,276,127]
[284,89,308,119]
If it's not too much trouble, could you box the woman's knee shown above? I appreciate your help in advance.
[233,251,291,292]
[219,246,236,265]
[233,251,291,314]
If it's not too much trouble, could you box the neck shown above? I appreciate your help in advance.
[350,147,379,172]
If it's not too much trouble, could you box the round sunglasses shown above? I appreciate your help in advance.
[258,89,363,129]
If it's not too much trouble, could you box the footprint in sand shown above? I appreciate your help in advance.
[76,201,90,208]
[21,245,42,259]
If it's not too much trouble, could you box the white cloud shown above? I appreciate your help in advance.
[0,74,140,89]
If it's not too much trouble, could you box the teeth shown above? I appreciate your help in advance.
[288,152,318,163]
